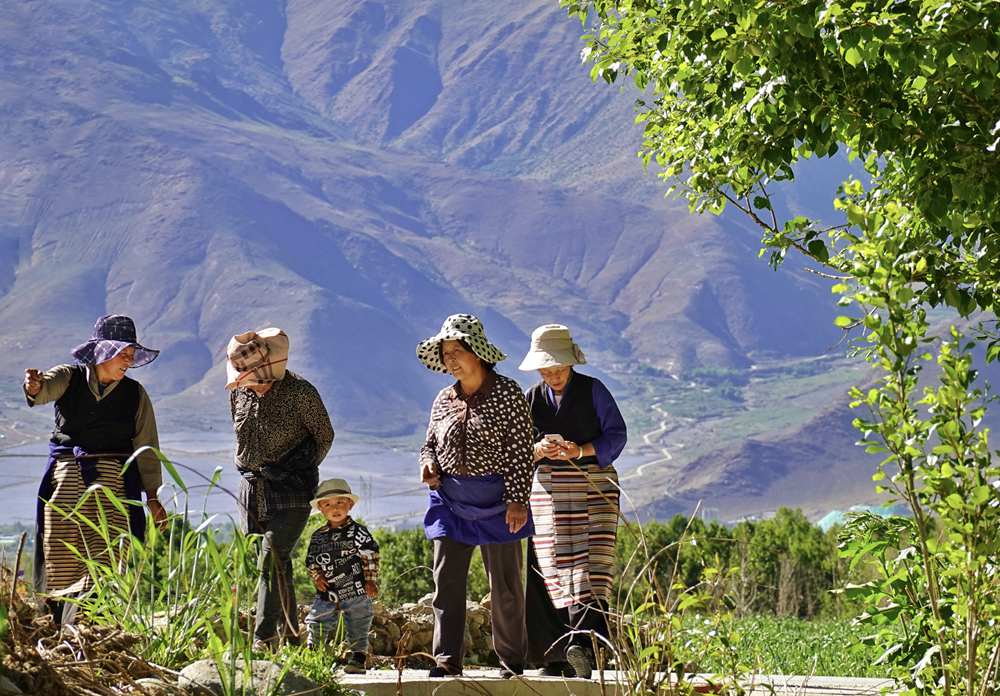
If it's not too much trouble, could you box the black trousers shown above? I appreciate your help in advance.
[432,537,526,671]
[525,541,610,666]
[248,507,311,642]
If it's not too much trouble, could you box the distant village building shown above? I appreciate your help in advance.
[817,504,909,531]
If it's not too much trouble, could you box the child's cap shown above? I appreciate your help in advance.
[310,477,359,511]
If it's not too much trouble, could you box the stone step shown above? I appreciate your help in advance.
[340,669,895,695]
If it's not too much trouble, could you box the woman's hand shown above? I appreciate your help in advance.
[420,462,441,489]
[23,369,42,397]
[534,439,562,461]
[146,498,168,530]
[506,502,528,533]
[555,440,582,460]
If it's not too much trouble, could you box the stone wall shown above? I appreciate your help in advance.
[369,594,498,667]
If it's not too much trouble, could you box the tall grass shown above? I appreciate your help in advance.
[42,448,348,696]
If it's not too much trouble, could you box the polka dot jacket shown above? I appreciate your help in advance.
[419,371,534,505]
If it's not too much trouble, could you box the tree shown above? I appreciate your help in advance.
[736,508,834,618]
[563,1,1000,693]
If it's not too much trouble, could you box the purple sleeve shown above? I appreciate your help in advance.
[591,379,627,468]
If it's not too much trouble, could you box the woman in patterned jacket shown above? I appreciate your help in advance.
[519,324,627,680]
[416,314,534,679]
[226,327,334,652]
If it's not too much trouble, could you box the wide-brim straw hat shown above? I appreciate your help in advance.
[71,314,159,367]
[225,328,289,390]
[310,477,359,511]
[518,324,587,371]
[416,313,507,373]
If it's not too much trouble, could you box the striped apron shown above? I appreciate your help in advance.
[35,445,145,595]
[529,458,619,609]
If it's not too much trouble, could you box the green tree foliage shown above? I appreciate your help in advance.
[372,528,434,607]
[614,510,853,619]
[617,516,732,594]
[735,509,837,617]
[563,0,999,300]
[562,2,1000,692]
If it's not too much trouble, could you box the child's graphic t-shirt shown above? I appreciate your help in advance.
[305,517,380,601]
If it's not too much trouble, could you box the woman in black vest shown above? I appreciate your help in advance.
[518,324,627,679]
[22,315,165,624]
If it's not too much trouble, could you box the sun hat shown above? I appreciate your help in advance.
[310,478,359,511]
[225,328,289,390]
[517,324,587,371]
[416,313,507,373]
[71,314,159,367]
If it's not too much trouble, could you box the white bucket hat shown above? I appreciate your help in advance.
[518,324,587,371]
[416,313,507,373]
[310,477,359,511]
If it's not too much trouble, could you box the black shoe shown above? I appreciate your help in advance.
[343,652,367,674]
[499,664,524,679]
[428,665,462,678]
[566,645,593,680]
[539,661,575,677]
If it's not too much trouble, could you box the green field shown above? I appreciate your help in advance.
[697,616,886,678]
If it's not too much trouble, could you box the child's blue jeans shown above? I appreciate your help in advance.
[305,595,374,652]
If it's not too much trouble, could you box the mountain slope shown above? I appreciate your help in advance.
[0,0,885,522]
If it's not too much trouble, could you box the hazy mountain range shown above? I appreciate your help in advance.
[0,0,894,520]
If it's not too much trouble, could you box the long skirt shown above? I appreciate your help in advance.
[528,459,619,609]
[38,457,132,596]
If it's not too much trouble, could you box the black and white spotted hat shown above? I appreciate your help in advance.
[416,313,508,373]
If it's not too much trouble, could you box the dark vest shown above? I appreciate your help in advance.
[526,371,601,465]
[51,365,139,454]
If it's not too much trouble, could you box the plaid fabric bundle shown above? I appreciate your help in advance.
[225,328,289,390]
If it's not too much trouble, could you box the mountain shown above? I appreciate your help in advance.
[0,0,885,521]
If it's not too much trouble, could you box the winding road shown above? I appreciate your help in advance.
[623,401,684,481]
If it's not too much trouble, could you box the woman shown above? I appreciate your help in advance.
[226,327,334,651]
[519,324,627,679]
[416,314,534,679]
[22,314,167,624]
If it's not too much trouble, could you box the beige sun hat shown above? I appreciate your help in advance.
[416,313,507,373]
[518,324,587,371]
[310,478,359,511]
[225,328,289,390]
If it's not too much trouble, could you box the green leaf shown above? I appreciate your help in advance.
[844,47,863,67]
[834,316,854,328]
[808,239,829,262]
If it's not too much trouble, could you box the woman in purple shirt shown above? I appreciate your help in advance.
[519,324,628,680]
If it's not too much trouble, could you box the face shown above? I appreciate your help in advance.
[99,346,135,381]
[317,496,354,526]
[441,340,484,381]
[539,365,572,394]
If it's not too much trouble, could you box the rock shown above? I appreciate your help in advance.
[418,593,434,606]
[0,674,22,695]
[177,659,320,696]
[133,678,187,695]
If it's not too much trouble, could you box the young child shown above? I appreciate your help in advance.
[304,478,379,674]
